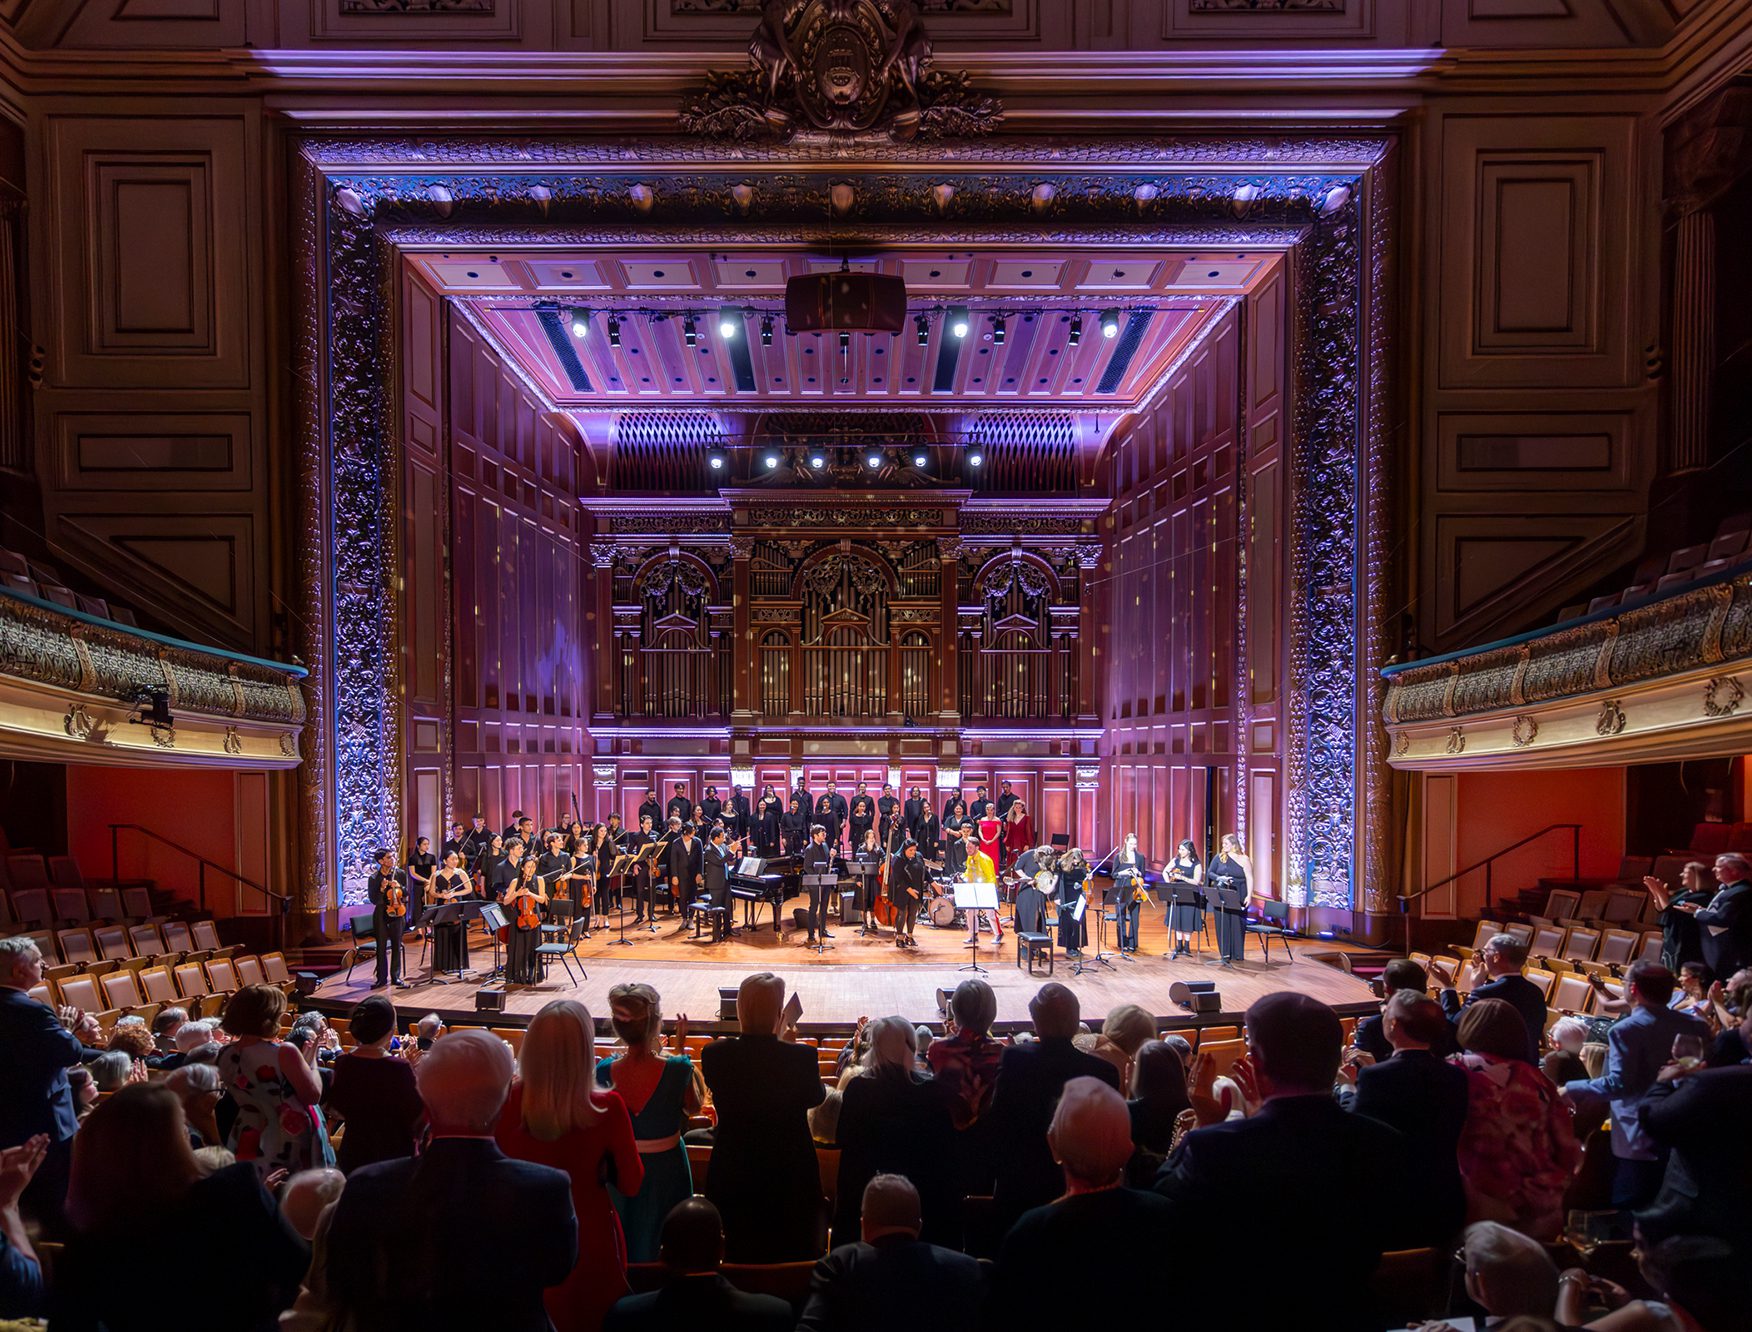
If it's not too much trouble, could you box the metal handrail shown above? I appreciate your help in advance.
[1399,823,1582,957]
[109,823,288,947]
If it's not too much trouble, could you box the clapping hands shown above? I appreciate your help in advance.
[0,1135,48,1210]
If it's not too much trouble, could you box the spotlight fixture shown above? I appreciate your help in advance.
[706,450,727,472]
[915,315,930,347]
[763,452,781,470]
[717,306,741,339]
[966,449,984,468]
[912,450,929,468]
[129,689,175,731]
[808,452,827,470]
[683,315,698,347]
[838,331,851,353]
[569,307,591,339]
[1068,315,1082,346]
[865,451,884,470]
[947,305,970,339]
[760,315,774,346]
[992,316,1006,346]
[606,314,621,348]
[1100,308,1121,339]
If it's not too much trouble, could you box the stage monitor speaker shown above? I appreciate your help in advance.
[1185,993,1222,1014]
[718,986,739,1024]
[474,986,507,1014]
[1169,979,1221,1013]
[293,972,321,998]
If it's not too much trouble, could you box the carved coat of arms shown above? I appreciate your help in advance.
[680,0,1001,142]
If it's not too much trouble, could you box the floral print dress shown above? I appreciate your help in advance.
[217,1038,334,1179]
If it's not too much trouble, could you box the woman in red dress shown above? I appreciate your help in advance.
[496,1000,644,1332]
[976,810,1003,873]
[1004,799,1034,873]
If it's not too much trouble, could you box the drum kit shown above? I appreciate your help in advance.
[925,848,1061,929]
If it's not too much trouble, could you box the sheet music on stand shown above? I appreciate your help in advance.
[952,879,999,975]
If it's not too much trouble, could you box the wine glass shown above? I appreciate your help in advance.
[1671,1033,1705,1069]
[1565,1209,1615,1261]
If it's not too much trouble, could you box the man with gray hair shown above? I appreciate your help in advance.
[798,1175,983,1332]
[0,935,89,1234]
[993,1079,1173,1325]
[1691,852,1752,978]
[1455,1220,1560,1321]
[988,982,1120,1223]
[324,1028,577,1332]
[1437,931,1546,1061]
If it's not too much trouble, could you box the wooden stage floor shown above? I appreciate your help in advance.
[313,899,1379,1031]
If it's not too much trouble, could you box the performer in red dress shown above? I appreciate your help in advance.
[976,810,1003,872]
[496,1000,644,1332]
[1003,800,1034,874]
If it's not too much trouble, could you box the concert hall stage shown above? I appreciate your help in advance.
[308,906,1378,1033]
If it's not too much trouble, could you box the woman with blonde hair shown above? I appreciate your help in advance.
[1003,798,1034,873]
[1208,832,1253,965]
[496,1000,643,1332]
[593,982,704,1262]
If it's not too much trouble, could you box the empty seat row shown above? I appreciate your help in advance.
[14,917,223,967]
[0,545,139,626]
[1572,512,1751,620]
[33,950,293,1019]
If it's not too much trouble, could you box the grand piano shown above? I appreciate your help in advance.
[728,853,800,931]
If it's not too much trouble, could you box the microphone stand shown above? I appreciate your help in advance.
[1079,841,1125,970]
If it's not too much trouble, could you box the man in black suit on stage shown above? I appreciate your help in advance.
[666,782,693,824]
[801,823,836,945]
[988,983,1121,1223]
[627,812,658,924]
[1688,853,1752,978]
[877,784,899,825]
[668,823,705,925]
[1155,992,1410,1328]
[1437,932,1546,1062]
[699,827,732,939]
[968,786,991,820]
[701,974,826,1262]
[605,1198,792,1332]
[368,849,410,990]
[501,808,526,841]
[995,780,1017,820]
[638,789,661,828]
[793,779,813,823]
[798,1175,983,1332]
[820,782,848,851]
[1340,991,1468,1244]
[327,1030,577,1332]
[903,786,927,836]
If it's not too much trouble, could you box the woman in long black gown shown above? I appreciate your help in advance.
[756,786,782,855]
[427,850,475,973]
[1057,846,1089,956]
[501,856,548,985]
[1164,839,1204,958]
[1208,833,1253,965]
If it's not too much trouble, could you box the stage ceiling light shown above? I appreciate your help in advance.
[1100,308,1121,339]
[683,315,698,347]
[992,316,1006,346]
[763,452,781,469]
[912,450,929,467]
[718,306,741,339]
[760,315,774,346]
[606,314,621,347]
[947,305,970,339]
[916,315,929,346]
[706,450,727,471]
[809,452,827,470]
[1069,315,1082,346]
[569,307,591,339]
[966,449,984,468]
[865,451,883,469]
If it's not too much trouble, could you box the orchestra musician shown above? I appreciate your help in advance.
[368,848,410,990]
[1112,832,1149,955]
[405,836,437,939]
[440,821,467,863]
[1165,839,1205,957]
[801,823,836,946]
[459,813,491,864]
[781,795,809,857]
[903,785,927,836]
[627,814,658,924]
[964,833,1002,946]
[877,784,899,825]
[891,839,928,950]
[637,788,661,829]
[1209,833,1254,965]
[501,857,548,985]
[1057,847,1089,957]
[501,808,527,841]
[426,849,476,973]
[667,823,705,927]
[485,836,520,905]
[855,828,885,937]
[536,832,583,936]
[700,826,734,938]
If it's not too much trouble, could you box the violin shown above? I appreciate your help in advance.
[381,873,407,918]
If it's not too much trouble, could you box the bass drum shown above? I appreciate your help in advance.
[929,894,959,928]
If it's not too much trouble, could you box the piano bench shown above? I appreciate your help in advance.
[692,904,728,944]
[1016,930,1053,977]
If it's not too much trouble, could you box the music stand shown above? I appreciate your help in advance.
[1068,892,1113,976]
[606,853,639,947]
[847,862,880,936]
[476,901,507,980]
[1212,886,1245,967]
[636,843,664,931]
[1165,883,1205,959]
[801,874,838,953]
[954,879,998,975]
[422,903,467,984]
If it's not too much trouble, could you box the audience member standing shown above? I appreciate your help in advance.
[54,1084,307,1331]
[988,983,1121,1223]
[1690,853,1752,979]
[604,1198,793,1332]
[1450,999,1580,1238]
[596,983,705,1262]
[995,1079,1174,1326]
[497,1000,643,1332]
[216,984,333,1180]
[1437,932,1546,1062]
[1561,961,1710,1208]
[829,1017,955,1249]
[323,995,424,1175]
[701,973,827,1261]
[801,1175,984,1332]
[326,1029,577,1332]
[0,936,88,1236]
[1154,993,1411,1330]
[1644,860,1715,971]
[1341,992,1469,1244]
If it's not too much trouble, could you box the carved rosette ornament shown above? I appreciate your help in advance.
[1510,715,1539,748]
[1704,676,1744,717]
[1597,700,1628,736]
[679,0,1002,142]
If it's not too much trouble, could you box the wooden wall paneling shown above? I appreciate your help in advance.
[53,0,247,49]
[32,108,270,651]
[403,267,449,848]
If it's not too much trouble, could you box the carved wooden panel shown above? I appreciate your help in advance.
[50,411,253,492]
[1165,0,1378,42]
[1434,409,1637,492]
[308,0,519,40]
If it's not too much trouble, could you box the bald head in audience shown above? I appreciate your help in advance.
[280,1167,345,1241]
[1028,982,1080,1041]
[1049,1077,1134,1190]
[659,1197,727,1275]
[414,1027,514,1134]
[861,1174,922,1242]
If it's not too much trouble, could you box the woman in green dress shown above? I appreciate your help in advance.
[594,982,706,1262]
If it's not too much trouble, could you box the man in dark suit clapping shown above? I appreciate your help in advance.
[1688,853,1752,978]
[0,936,92,1236]
[988,983,1121,1223]
[1155,992,1410,1330]
[325,1029,577,1332]
[1437,932,1547,1062]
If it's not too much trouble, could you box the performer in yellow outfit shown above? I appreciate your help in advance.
[963,841,1002,943]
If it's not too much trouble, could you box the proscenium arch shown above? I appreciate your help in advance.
[294,134,1395,916]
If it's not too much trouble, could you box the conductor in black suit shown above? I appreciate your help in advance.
[1687,853,1752,978]
[0,936,90,1235]
[326,1029,577,1332]
[1340,991,1469,1245]
[988,983,1121,1223]
[801,824,836,945]
[1437,932,1546,1062]
[799,1174,983,1332]
[367,848,410,990]
[701,974,827,1262]
[1155,992,1411,1329]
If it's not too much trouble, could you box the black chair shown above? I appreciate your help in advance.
[535,916,588,985]
[342,910,379,980]
[1245,898,1298,963]
[1013,885,1053,976]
